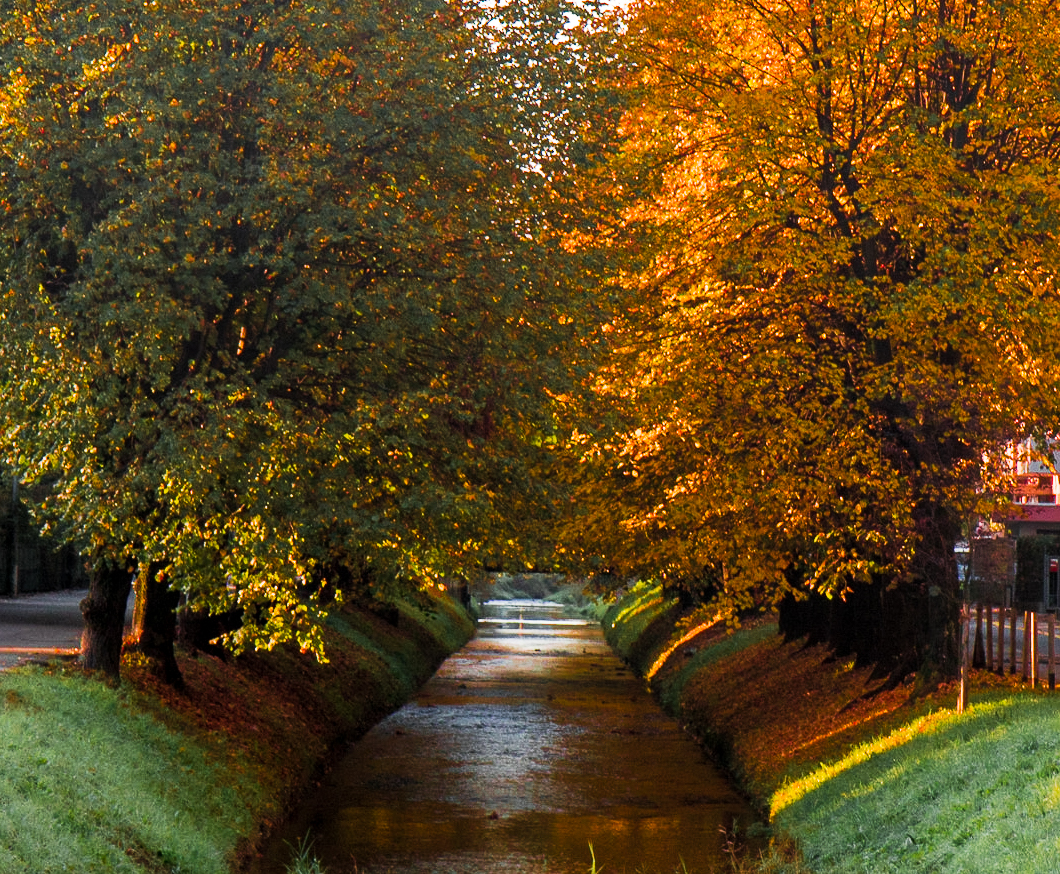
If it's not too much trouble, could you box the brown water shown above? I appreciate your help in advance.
[252,600,761,874]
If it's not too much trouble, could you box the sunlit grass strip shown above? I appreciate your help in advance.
[771,694,1060,873]
[770,706,955,817]
[788,698,911,757]
[646,616,724,682]
[656,621,779,717]
[608,581,668,629]
[601,582,681,670]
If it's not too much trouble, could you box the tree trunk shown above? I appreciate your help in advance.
[80,563,133,680]
[177,601,242,656]
[913,502,962,678]
[130,566,183,688]
[777,503,962,682]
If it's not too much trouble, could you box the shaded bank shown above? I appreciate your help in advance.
[605,582,1060,873]
[0,590,473,873]
[601,583,940,796]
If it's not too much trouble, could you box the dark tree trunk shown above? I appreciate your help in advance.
[778,504,962,681]
[178,602,242,656]
[453,580,472,610]
[912,502,962,677]
[130,567,183,688]
[80,563,133,680]
[778,588,831,646]
[779,580,930,679]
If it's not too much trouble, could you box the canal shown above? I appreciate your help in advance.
[253,599,761,873]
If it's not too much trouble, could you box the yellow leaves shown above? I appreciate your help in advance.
[0,0,618,659]
[587,0,1060,594]
[80,41,131,84]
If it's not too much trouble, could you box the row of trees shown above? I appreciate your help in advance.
[5,0,1060,685]
[565,0,1060,677]
[0,0,625,681]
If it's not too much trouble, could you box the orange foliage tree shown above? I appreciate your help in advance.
[566,0,1060,676]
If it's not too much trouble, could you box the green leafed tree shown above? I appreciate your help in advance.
[0,0,623,680]
[566,0,1060,676]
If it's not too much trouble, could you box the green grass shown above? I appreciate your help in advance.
[396,590,476,654]
[0,670,255,874]
[0,591,474,874]
[772,692,1060,873]
[601,582,775,716]
[322,592,475,713]
[601,581,681,673]
[544,581,603,618]
[324,611,425,703]
[283,834,327,874]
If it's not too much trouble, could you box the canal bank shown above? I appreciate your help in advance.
[606,581,1060,873]
[0,590,473,874]
[16,578,1057,873]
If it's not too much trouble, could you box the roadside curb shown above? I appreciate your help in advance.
[0,646,79,654]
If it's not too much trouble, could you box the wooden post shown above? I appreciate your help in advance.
[958,606,968,714]
[985,604,994,674]
[1023,611,1031,682]
[1030,612,1039,688]
[10,472,18,597]
[999,607,1005,673]
[1011,607,1019,675]
[1049,612,1056,691]
[973,604,985,668]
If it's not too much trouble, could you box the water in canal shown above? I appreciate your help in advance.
[254,599,762,873]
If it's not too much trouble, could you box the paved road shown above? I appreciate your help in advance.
[0,588,133,671]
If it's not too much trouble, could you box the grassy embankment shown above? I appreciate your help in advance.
[605,581,1060,874]
[0,591,473,874]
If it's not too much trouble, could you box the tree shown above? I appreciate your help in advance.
[0,0,623,680]
[566,0,1060,676]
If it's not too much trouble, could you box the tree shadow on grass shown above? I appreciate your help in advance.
[777,695,1060,874]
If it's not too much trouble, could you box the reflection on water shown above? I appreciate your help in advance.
[252,599,761,874]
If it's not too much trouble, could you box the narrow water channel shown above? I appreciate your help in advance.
[253,599,761,874]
